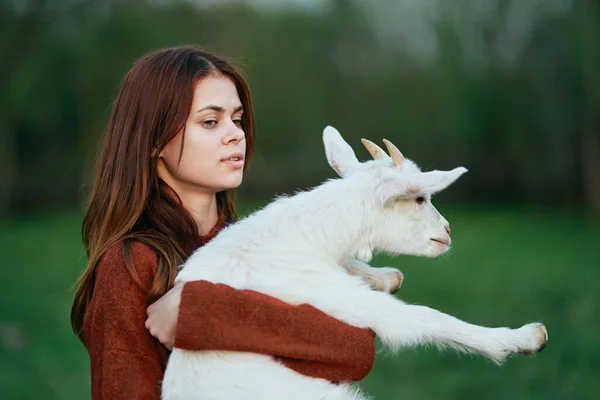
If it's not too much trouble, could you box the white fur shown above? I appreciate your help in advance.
[162,126,547,400]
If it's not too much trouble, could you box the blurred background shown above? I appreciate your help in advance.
[0,0,598,398]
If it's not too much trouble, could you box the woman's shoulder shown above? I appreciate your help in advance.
[102,240,159,264]
[98,240,160,285]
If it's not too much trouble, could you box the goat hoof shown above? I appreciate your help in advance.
[387,269,404,294]
[521,323,548,356]
[531,324,548,354]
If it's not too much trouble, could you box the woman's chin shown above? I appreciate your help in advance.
[219,176,244,191]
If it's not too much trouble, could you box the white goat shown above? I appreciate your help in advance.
[162,126,548,400]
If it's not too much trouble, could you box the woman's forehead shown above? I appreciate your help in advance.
[191,75,241,111]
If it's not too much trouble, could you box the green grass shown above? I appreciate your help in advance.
[0,211,90,400]
[1,205,599,399]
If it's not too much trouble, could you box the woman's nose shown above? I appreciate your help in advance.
[223,122,244,144]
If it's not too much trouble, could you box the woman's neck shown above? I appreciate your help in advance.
[180,192,219,236]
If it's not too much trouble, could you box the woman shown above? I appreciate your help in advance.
[70,45,376,399]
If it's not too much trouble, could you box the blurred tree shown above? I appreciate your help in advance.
[579,0,600,213]
[1,0,597,215]
[0,0,48,216]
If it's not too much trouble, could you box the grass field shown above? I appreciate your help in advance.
[1,204,598,399]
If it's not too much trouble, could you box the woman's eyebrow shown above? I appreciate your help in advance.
[196,104,244,113]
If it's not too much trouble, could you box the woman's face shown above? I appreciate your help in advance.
[158,74,246,196]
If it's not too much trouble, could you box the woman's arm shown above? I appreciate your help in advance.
[173,281,376,382]
[83,242,167,400]
[91,239,375,393]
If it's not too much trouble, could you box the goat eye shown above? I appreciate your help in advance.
[416,196,425,205]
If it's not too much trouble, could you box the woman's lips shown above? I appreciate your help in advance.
[221,156,244,169]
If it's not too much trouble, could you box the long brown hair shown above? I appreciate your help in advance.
[71,45,255,341]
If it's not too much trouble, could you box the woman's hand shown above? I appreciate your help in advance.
[145,282,185,350]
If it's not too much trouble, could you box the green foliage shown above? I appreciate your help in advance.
[1,0,599,215]
[2,2,598,398]
[0,205,598,399]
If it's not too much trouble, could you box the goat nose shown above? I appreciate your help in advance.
[445,224,451,235]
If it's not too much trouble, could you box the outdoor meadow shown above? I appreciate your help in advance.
[1,1,599,399]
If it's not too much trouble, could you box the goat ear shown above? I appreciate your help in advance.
[378,167,468,204]
[323,125,359,177]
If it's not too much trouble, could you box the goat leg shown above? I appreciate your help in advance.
[345,259,403,294]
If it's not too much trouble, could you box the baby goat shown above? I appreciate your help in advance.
[162,126,548,400]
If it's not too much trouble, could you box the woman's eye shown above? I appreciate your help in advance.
[202,120,217,128]
[233,119,243,127]
[416,196,426,205]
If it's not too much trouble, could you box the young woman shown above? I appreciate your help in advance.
[70,45,376,399]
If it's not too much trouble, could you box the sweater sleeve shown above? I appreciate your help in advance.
[83,242,168,400]
[174,281,376,382]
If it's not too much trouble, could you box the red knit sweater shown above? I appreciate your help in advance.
[82,223,376,399]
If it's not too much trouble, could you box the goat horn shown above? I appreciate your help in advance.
[382,139,405,167]
[361,138,388,160]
